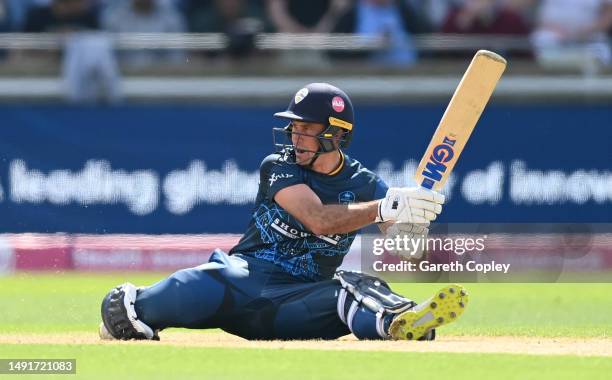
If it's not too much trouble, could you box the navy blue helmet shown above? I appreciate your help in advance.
[273,83,354,154]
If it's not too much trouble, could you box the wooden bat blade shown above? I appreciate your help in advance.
[414,50,507,191]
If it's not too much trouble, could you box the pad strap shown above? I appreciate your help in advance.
[335,270,416,338]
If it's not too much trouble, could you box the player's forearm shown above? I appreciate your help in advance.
[308,201,379,235]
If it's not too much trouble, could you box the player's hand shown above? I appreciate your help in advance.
[385,222,429,259]
[375,187,444,224]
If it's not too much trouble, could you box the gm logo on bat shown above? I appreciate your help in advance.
[420,136,456,189]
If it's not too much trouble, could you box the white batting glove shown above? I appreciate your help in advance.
[385,223,429,259]
[375,187,444,224]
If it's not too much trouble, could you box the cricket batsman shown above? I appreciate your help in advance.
[99,83,468,341]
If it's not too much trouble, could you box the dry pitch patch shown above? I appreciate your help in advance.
[1,332,611,357]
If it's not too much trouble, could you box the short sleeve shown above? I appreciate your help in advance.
[373,176,388,200]
[259,154,305,201]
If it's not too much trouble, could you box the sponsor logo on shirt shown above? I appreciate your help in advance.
[271,218,342,246]
[269,172,294,186]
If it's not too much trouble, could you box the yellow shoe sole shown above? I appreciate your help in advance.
[388,284,469,340]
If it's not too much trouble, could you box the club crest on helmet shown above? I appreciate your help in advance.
[273,83,355,162]
[295,88,309,104]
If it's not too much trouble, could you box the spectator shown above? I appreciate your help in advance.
[532,0,612,71]
[403,0,459,31]
[397,1,435,35]
[442,0,529,35]
[266,0,353,33]
[185,0,266,31]
[266,0,354,68]
[0,0,10,32]
[63,32,122,103]
[24,0,98,32]
[185,0,266,58]
[355,0,417,66]
[101,0,187,67]
[501,0,538,26]
[101,0,186,34]
[1,0,53,31]
[98,0,184,14]
[22,1,119,104]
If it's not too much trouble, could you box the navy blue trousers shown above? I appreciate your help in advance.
[134,249,384,340]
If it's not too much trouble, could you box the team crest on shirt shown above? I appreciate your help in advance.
[295,88,309,104]
[338,191,355,204]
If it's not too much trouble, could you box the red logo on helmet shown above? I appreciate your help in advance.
[332,96,345,112]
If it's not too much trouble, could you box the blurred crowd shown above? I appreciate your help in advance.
[1,1,611,60]
[1,0,611,101]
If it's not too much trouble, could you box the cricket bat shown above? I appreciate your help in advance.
[414,50,507,191]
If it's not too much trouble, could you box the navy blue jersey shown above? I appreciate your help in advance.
[230,150,388,281]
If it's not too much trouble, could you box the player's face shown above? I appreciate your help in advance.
[290,121,325,165]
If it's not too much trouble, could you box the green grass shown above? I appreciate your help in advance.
[1,273,610,337]
[0,273,168,333]
[1,344,611,380]
[392,282,612,337]
[1,273,611,379]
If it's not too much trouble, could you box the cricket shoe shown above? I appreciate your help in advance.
[99,320,158,341]
[99,283,159,341]
[99,322,115,340]
[388,284,469,340]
